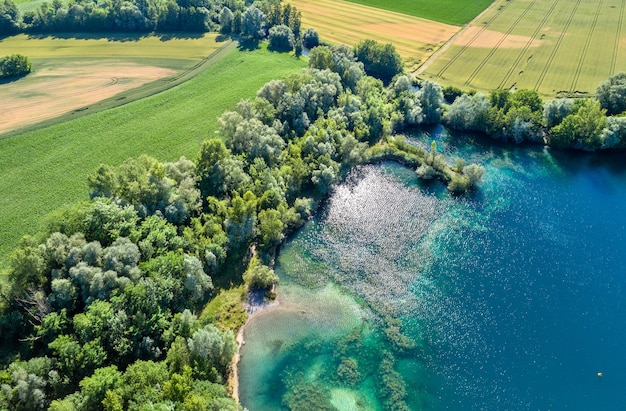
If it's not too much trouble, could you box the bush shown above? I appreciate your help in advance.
[243,258,278,290]
[354,39,403,83]
[302,27,319,49]
[268,24,295,52]
[0,54,31,78]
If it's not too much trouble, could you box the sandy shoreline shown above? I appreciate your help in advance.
[229,294,279,404]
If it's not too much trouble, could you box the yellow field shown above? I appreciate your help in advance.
[0,33,224,134]
[419,0,626,97]
[288,0,460,71]
[1,33,222,61]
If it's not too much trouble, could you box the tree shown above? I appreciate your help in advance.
[445,93,490,132]
[354,39,403,83]
[0,54,31,78]
[218,6,233,33]
[78,365,123,411]
[308,45,333,70]
[241,5,265,39]
[268,24,295,52]
[596,72,626,115]
[0,0,20,34]
[418,80,443,124]
[188,325,236,381]
[548,99,607,150]
[302,27,319,49]
[543,98,574,128]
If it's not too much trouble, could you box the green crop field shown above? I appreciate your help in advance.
[341,0,494,25]
[419,0,626,98]
[0,44,306,261]
[289,0,460,71]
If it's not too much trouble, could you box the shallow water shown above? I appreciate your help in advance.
[239,126,626,410]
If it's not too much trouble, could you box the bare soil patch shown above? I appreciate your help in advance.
[454,26,540,49]
[361,22,458,44]
[1,61,175,134]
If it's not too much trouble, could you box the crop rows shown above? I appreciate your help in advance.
[288,0,459,71]
[421,0,626,97]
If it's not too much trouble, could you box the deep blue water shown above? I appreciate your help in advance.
[239,126,626,410]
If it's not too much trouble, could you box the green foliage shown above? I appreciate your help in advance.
[0,54,31,78]
[354,39,403,83]
[78,365,122,410]
[187,325,236,381]
[0,0,19,34]
[199,286,248,332]
[302,27,319,49]
[0,44,306,262]
[596,72,626,115]
[243,257,278,291]
[241,5,265,39]
[548,99,607,150]
[268,24,295,52]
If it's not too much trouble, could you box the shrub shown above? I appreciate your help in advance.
[268,24,295,52]
[0,54,31,78]
[302,27,319,49]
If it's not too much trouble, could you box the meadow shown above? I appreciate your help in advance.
[0,33,226,134]
[0,44,306,260]
[419,0,626,97]
[341,0,493,25]
[288,0,460,71]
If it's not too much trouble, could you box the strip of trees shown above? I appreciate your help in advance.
[442,72,626,151]
[0,0,302,35]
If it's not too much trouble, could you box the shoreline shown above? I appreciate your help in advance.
[229,291,280,404]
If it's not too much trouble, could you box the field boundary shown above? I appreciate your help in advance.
[533,0,582,91]
[497,0,561,89]
[415,0,503,76]
[1,38,236,139]
[610,0,625,74]
[464,0,537,87]
[569,0,603,92]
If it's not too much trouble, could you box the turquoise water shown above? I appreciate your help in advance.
[239,126,626,410]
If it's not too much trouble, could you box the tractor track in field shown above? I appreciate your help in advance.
[497,0,561,90]
[427,0,510,78]
[464,0,537,87]
[610,0,625,75]
[534,0,582,91]
[569,0,603,92]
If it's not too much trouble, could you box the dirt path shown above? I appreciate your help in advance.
[414,0,501,75]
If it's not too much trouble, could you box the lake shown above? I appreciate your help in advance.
[239,126,626,410]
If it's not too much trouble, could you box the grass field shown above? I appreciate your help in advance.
[288,0,460,71]
[0,33,226,134]
[419,0,626,97]
[0,43,306,261]
[341,0,493,25]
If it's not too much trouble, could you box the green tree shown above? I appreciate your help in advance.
[596,72,626,115]
[302,27,319,49]
[354,39,403,83]
[268,24,294,52]
[0,1,20,34]
[241,5,265,39]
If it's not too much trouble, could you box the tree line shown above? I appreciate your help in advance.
[442,73,626,151]
[0,0,302,34]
